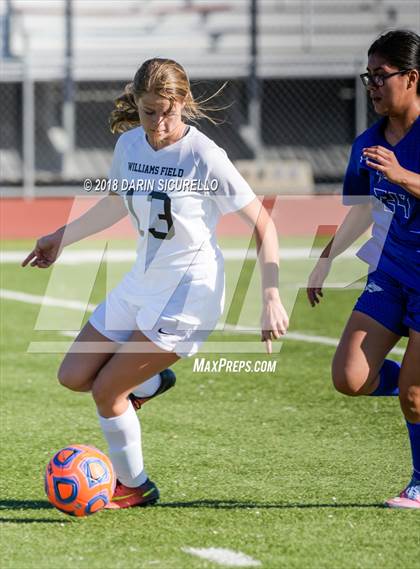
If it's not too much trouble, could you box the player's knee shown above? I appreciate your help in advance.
[332,373,361,396]
[57,363,91,392]
[331,359,369,397]
[57,364,75,389]
[400,385,420,423]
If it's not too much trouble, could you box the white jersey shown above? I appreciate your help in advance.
[107,125,256,326]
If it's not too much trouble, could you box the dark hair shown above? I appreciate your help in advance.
[368,29,420,93]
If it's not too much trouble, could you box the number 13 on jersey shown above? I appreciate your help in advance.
[126,190,175,240]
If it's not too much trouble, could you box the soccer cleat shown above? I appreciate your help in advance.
[385,478,420,509]
[129,368,176,410]
[104,478,159,510]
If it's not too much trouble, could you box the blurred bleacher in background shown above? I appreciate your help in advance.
[1,0,419,194]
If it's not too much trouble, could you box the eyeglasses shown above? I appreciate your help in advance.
[359,70,409,88]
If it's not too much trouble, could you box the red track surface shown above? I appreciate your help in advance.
[1,197,347,239]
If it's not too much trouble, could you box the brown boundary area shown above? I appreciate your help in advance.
[0,196,347,239]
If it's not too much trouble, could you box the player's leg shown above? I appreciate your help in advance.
[58,290,172,400]
[386,329,420,509]
[92,329,180,417]
[57,322,118,393]
[333,269,407,397]
[91,277,221,508]
[332,310,401,396]
[57,322,171,400]
[91,329,180,507]
[399,330,420,424]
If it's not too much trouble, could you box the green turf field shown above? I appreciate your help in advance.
[0,239,417,569]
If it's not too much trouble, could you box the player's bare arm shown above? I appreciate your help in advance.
[307,202,373,306]
[21,192,127,269]
[238,197,289,354]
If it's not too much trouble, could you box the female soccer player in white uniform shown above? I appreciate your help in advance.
[307,30,420,509]
[23,58,289,509]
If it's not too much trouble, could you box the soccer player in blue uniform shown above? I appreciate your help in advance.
[307,30,419,508]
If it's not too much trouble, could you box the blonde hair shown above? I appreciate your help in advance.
[109,58,226,134]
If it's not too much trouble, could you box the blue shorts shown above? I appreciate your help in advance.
[354,269,420,336]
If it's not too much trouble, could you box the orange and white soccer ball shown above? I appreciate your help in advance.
[45,444,116,517]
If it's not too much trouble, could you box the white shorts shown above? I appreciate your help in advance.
[89,269,224,358]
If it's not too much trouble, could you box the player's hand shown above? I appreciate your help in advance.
[362,146,406,185]
[307,258,332,307]
[260,295,289,355]
[21,230,64,269]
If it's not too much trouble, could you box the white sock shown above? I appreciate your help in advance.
[132,373,161,398]
[98,403,148,488]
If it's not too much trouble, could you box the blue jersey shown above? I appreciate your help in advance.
[343,116,420,290]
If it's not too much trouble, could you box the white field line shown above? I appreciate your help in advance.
[0,247,360,264]
[0,289,96,312]
[219,323,405,355]
[1,250,365,291]
[294,282,364,289]
[181,547,261,567]
[0,288,405,356]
